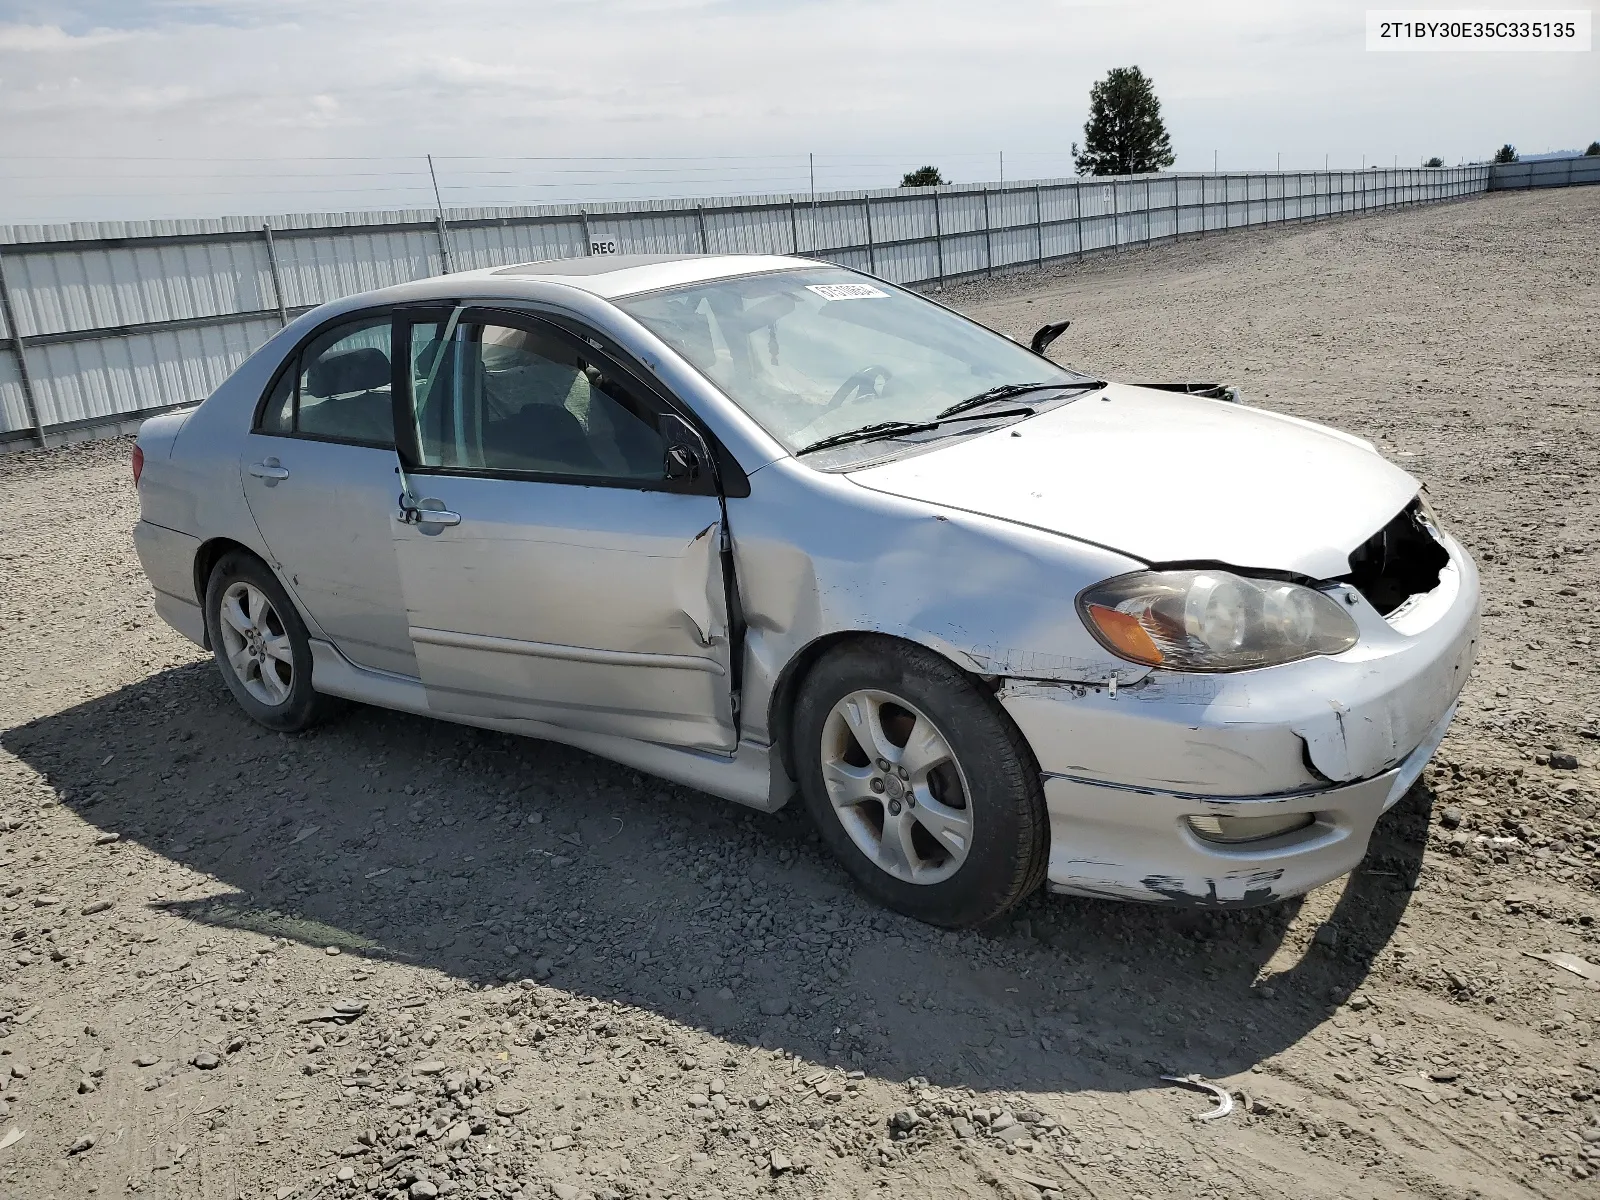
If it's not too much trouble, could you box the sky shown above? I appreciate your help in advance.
[0,0,1593,223]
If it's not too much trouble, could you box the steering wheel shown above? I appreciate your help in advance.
[826,364,893,410]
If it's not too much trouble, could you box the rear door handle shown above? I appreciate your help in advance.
[248,460,290,481]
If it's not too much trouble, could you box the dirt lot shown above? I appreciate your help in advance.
[2,185,1599,1200]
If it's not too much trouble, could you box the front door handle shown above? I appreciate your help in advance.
[248,459,290,482]
[403,503,461,527]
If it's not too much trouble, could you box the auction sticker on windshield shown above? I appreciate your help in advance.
[806,283,889,300]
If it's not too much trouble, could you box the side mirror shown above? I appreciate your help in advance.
[664,443,701,481]
[660,414,709,483]
[1030,320,1071,356]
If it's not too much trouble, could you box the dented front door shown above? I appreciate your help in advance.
[391,478,736,750]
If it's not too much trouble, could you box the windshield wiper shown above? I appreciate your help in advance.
[794,420,940,456]
[935,380,1100,420]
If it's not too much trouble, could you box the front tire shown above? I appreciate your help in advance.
[203,551,333,733]
[793,637,1048,927]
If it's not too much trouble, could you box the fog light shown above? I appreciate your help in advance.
[1186,812,1315,844]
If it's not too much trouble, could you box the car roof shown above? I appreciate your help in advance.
[455,253,817,299]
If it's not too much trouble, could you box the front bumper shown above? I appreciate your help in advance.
[1000,531,1479,906]
[1036,700,1455,905]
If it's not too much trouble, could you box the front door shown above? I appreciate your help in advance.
[240,313,416,678]
[390,309,737,752]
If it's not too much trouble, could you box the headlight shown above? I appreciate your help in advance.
[1078,570,1359,671]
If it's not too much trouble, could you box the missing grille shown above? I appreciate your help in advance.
[1341,499,1450,616]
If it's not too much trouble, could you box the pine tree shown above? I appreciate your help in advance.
[1072,67,1175,177]
[1492,144,1518,164]
[900,166,945,188]
[1424,156,1443,168]
[1585,142,1600,157]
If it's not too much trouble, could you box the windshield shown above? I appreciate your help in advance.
[615,268,1095,452]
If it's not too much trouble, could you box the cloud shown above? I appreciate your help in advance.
[0,22,132,50]
[0,0,1591,222]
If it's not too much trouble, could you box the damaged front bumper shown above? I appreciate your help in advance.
[999,531,1479,906]
[1035,700,1455,905]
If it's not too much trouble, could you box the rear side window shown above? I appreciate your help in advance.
[255,317,395,448]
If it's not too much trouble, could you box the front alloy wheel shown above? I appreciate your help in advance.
[794,637,1048,927]
[820,689,973,885]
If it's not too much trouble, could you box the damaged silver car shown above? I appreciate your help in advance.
[133,254,1479,926]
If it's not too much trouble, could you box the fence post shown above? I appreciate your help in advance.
[1075,181,1085,259]
[0,251,44,448]
[933,190,945,289]
[1034,183,1044,266]
[581,210,593,255]
[982,187,994,278]
[262,223,289,327]
[696,205,709,253]
[864,194,876,275]
[426,154,456,273]
[1112,178,1120,251]
[1145,177,1153,244]
[789,200,800,255]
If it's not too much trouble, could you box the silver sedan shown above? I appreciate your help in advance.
[132,254,1479,926]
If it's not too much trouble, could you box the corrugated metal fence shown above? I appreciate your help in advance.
[0,165,1494,450]
[1488,155,1600,190]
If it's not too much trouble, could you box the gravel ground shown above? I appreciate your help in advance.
[2,185,1598,1200]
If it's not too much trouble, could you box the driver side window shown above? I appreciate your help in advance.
[407,318,666,482]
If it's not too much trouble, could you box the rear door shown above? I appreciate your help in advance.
[390,308,738,751]
[240,313,416,678]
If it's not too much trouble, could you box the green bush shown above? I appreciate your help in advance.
[1492,144,1518,164]
[900,166,945,188]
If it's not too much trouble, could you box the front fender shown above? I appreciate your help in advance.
[732,456,1148,749]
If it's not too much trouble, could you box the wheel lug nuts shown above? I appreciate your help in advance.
[888,799,902,815]
[870,778,885,793]
[875,758,890,771]
[896,766,909,780]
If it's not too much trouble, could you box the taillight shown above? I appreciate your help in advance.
[131,444,145,486]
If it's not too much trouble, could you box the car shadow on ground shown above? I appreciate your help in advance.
[4,660,1430,1097]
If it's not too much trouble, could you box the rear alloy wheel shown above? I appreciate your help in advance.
[204,551,335,733]
[217,580,294,707]
[794,637,1048,927]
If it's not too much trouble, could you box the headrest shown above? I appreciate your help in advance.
[307,347,389,397]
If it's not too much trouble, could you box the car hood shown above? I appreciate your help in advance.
[845,383,1419,579]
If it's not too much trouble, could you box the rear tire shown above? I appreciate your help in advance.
[203,551,335,733]
[793,636,1048,927]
